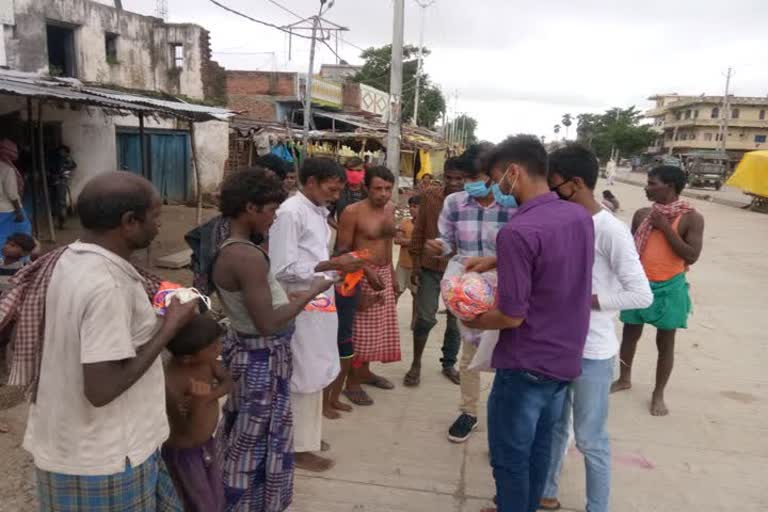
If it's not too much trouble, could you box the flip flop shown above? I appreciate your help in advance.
[343,389,374,406]
[364,375,395,390]
[403,369,420,387]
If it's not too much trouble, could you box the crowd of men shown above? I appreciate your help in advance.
[0,134,704,512]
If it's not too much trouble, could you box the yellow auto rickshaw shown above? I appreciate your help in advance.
[727,150,768,212]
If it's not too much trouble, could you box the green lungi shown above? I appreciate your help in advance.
[620,272,691,330]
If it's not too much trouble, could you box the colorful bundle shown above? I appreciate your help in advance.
[440,272,497,321]
[152,281,211,315]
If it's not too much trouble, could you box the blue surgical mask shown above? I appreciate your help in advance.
[491,183,518,208]
[464,180,490,198]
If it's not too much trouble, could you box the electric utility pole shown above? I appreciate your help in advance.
[718,67,733,155]
[284,1,347,148]
[411,0,434,126]
[386,0,405,187]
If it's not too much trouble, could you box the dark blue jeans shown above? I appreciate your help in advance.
[488,369,568,512]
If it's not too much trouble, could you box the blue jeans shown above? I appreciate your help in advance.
[543,357,614,512]
[488,369,568,512]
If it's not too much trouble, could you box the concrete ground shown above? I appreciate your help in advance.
[1,181,766,511]
[616,169,752,208]
[292,180,768,512]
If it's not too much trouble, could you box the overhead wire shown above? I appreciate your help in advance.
[207,0,312,39]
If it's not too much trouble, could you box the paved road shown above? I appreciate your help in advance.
[292,181,768,512]
[616,169,752,208]
[0,182,765,511]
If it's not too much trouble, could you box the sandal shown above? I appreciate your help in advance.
[403,369,421,387]
[364,375,395,390]
[343,389,374,406]
[538,498,561,510]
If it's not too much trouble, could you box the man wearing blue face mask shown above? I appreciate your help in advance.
[422,143,518,443]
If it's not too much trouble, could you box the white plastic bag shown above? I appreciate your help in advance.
[468,328,499,372]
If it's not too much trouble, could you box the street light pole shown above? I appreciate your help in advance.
[386,0,405,189]
[412,0,434,126]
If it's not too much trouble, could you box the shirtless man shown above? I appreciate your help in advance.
[612,165,704,416]
[336,166,400,406]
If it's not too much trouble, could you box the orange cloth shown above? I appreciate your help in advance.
[397,219,414,269]
[640,216,686,282]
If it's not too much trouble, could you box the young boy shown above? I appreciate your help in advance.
[163,314,233,512]
[395,195,420,300]
[0,232,35,291]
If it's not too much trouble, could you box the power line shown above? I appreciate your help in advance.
[207,0,313,39]
[262,0,305,20]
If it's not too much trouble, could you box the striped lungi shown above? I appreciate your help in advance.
[35,451,181,512]
[352,264,401,366]
[216,326,295,512]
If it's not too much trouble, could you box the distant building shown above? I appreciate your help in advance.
[0,0,231,205]
[319,63,362,82]
[646,93,768,158]
[226,69,389,123]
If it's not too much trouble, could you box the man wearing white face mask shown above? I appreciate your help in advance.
[423,144,518,443]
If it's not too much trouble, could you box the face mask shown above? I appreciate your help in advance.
[551,179,575,201]
[464,180,490,198]
[346,169,364,185]
[491,183,517,208]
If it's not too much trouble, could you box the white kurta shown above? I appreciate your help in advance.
[269,192,340,394]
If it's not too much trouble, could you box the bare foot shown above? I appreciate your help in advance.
[295,452,335,472]
[650,392,669,416]
[610,379,632,393]
[331,399,353,412]
[323,405,341,420]
[404,366,420,387]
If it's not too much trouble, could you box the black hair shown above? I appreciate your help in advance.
[58,145,71,153]
[299,157,346,186]
[253,154,291,180]
[364,165,395,187]
[6,232,35,252]
[408,195,421,206]
[649,165,686,194]
[455,143,493,178]
[485,135,548,179]
[548,144,599,190]
[444,157,461,173]
[346,156,364,168]
[77,174,155,231]
[603,190,616,199]
[167,314,223,357]
[220,167,287,218]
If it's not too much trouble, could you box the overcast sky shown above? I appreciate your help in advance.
[124,0,768,142]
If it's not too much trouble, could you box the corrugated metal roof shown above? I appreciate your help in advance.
[0,71,236,122]
[0,74,158,115]
[85,87,235,121]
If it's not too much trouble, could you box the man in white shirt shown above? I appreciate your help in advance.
[269,158,364,472]
[24,171,198,511]
[540,146,652,512]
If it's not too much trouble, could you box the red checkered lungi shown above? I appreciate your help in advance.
[352,264,401,366]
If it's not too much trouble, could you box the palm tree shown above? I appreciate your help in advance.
[554,124,561,137]
[561,113,573,140]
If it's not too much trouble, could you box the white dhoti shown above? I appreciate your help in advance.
[291,390,323,453]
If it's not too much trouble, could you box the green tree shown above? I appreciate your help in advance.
[353,44,446,129]
[446,114,479,146]
[576,107,656,160]
[554,124,561,136]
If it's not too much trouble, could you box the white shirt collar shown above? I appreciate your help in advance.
[297,191,330,217]
[69,241,144,282]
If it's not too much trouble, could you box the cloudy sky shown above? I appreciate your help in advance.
[124,0,768,142]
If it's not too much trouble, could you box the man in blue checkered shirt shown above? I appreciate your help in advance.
[423,144,519,443]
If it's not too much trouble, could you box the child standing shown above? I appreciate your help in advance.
[163,314,233,512]
[394,195,420,300]
[0,232,35,291]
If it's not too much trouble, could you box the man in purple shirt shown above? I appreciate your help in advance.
[465,135,594,512]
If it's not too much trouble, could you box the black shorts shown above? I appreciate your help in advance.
[335,287,359,359]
